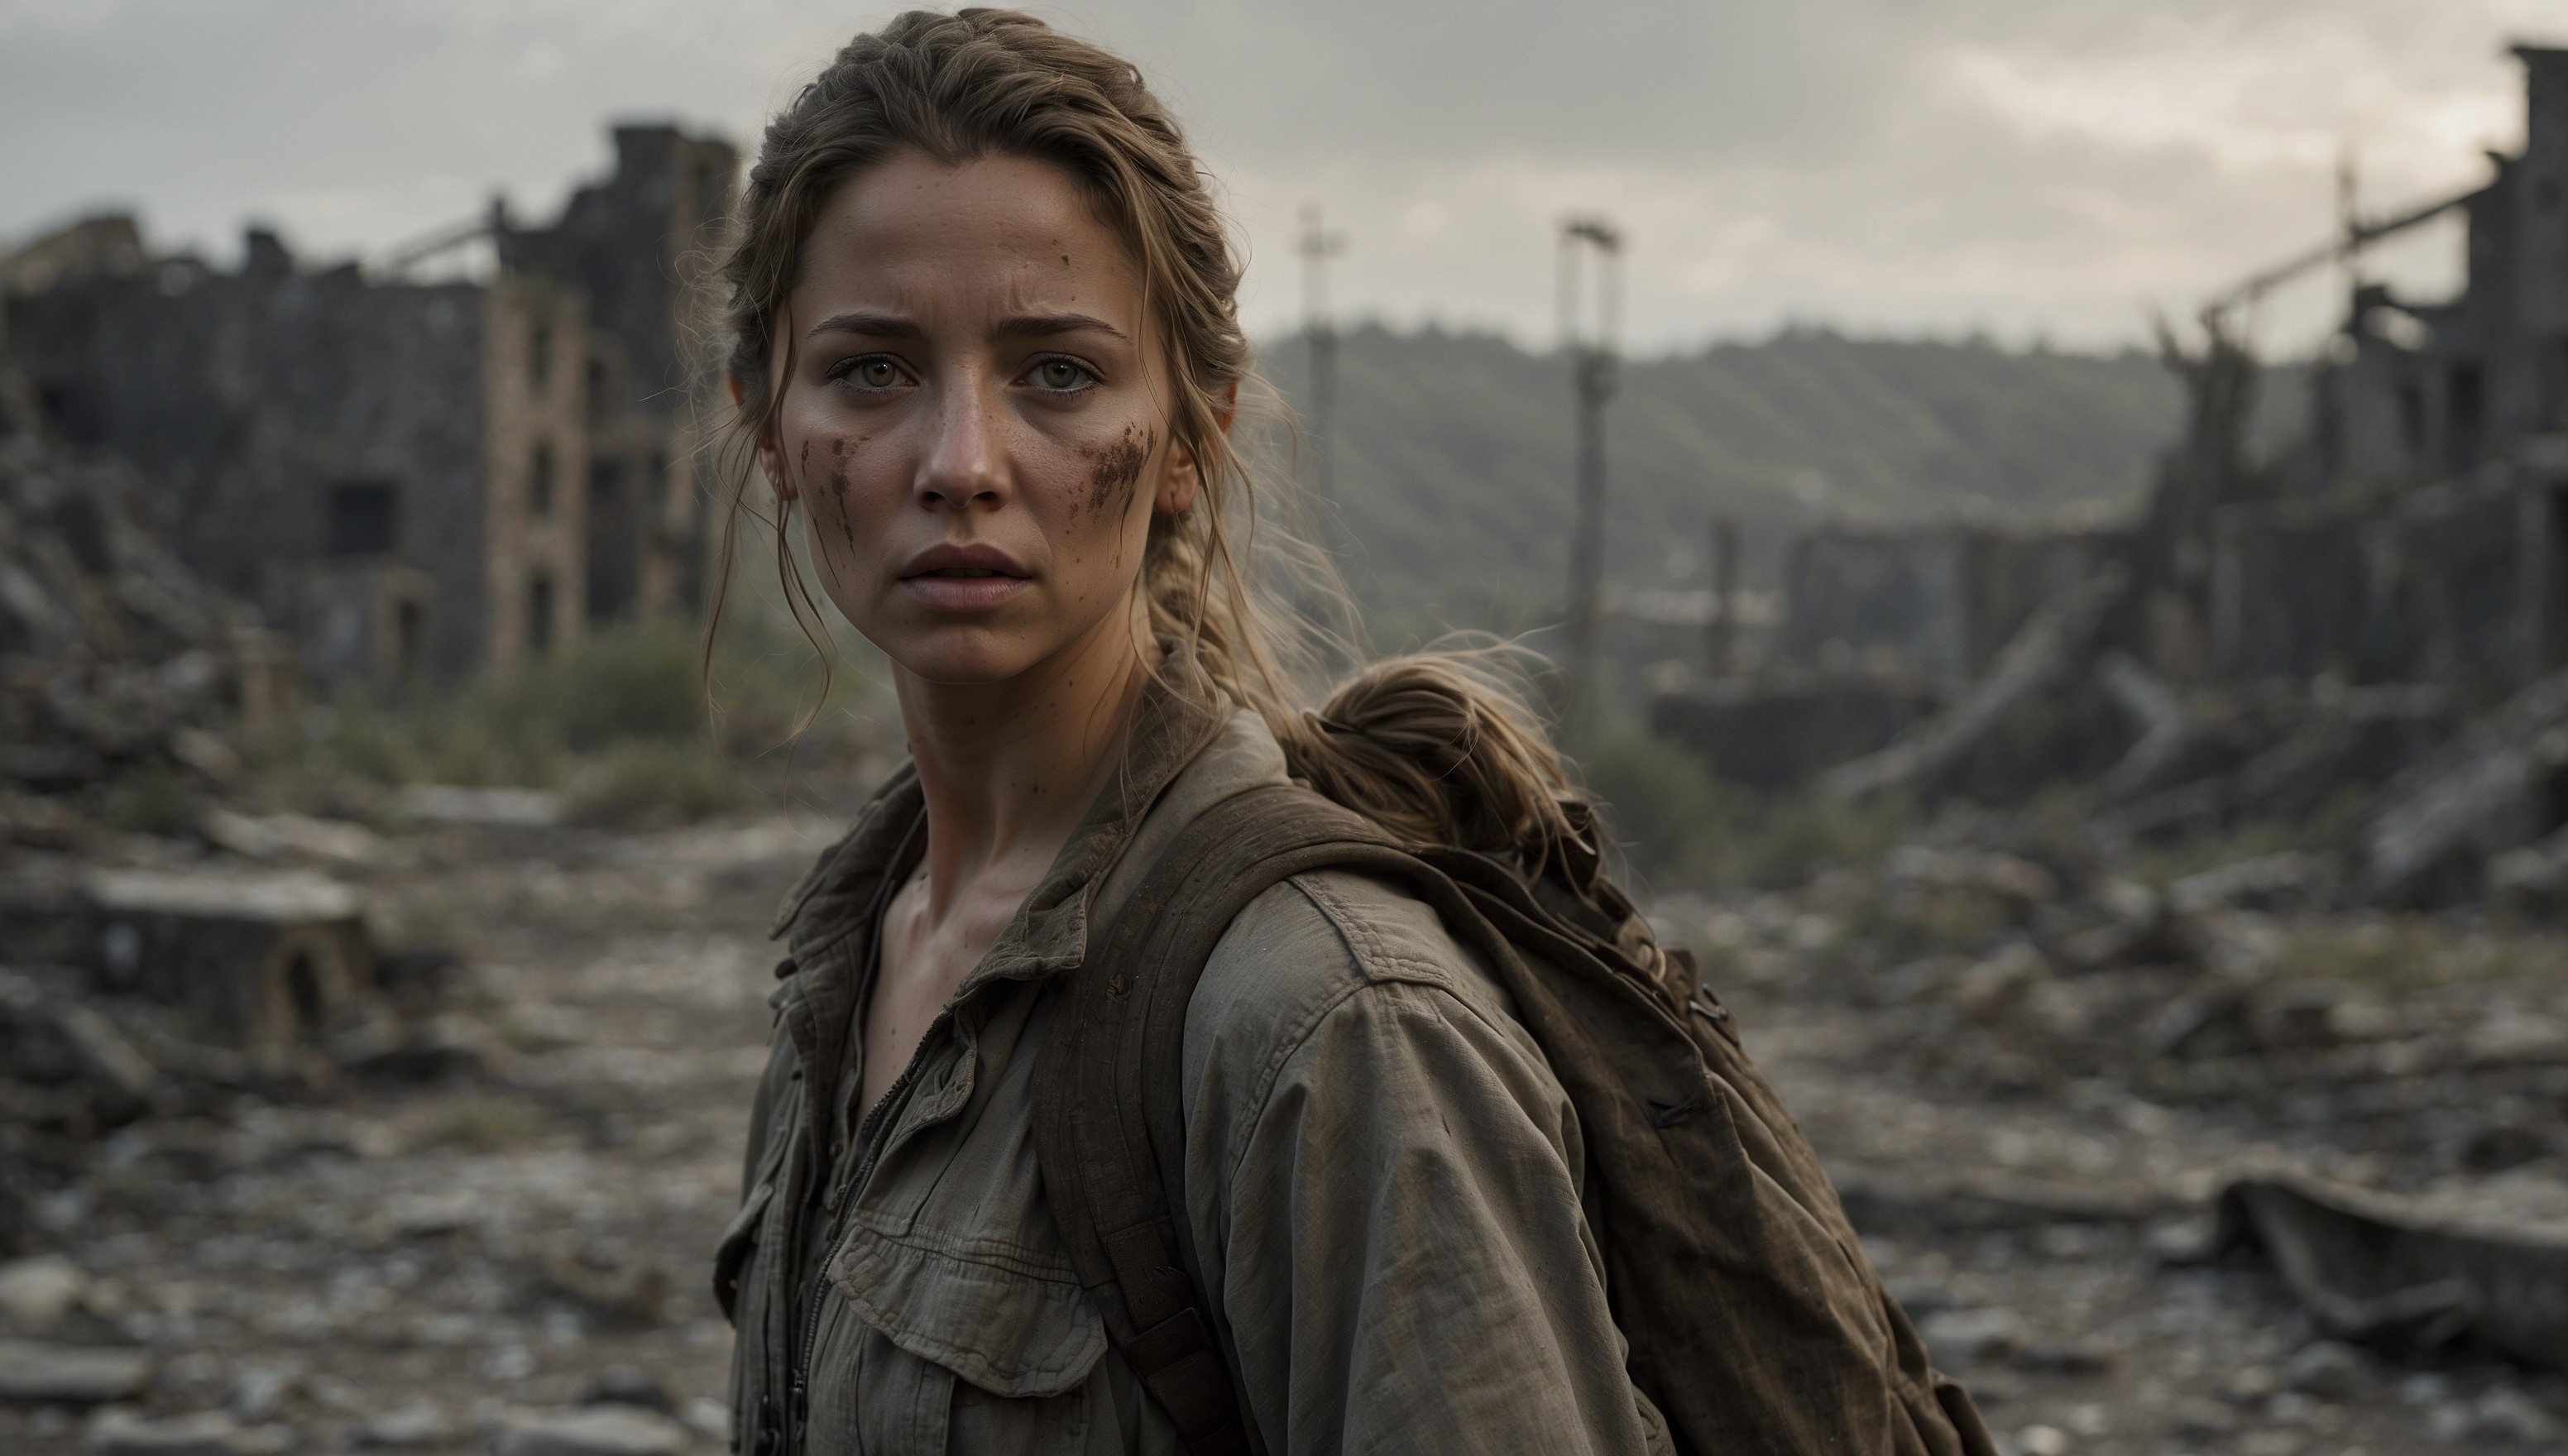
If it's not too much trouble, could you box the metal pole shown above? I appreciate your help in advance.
[1559,216,1622,748]
[1298,204,1346,514]
[1708,514,1739,678]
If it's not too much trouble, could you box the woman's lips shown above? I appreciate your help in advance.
[899,570,1030,611]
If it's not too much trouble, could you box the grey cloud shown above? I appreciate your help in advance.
[0,0,2541,347]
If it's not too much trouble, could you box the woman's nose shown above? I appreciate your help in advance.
[917,377,1008,510]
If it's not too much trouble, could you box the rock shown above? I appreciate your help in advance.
[542,1247,668,1328]
[1951,945,2048,1023]
[199,807,383,868]
[328,1014,491,1082]
[226,1364,297,1421]
[84,1409,250,1456]
[494,1406,689,1456]
[0,1339,153,1403]
[0,1252,90,1328]
[679,1397,727,1440]
[2462,1123,2550,1173]
[353,1400,452,1447]
[1918,1306,2029,1367]
[398,784,563,828]
[2278,1339,2367,1401]
[2011,1341,2115,1376]
[2014,1423,2070,1456]
[2474,1387,2564,1443]
[2166,851,2324,917]
[577,1367,673,1413]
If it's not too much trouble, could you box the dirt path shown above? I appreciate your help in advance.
[7,816,2566,1455]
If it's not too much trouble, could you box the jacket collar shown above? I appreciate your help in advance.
[769,647,1236,998]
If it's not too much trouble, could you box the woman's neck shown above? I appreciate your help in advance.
[894,606,1154,923]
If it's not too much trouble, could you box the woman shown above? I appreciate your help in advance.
[711,12,1961,1454]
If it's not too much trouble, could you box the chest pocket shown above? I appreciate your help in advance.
[826,1225,1110,1452]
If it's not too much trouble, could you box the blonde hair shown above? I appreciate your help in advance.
[710,7,1585,869]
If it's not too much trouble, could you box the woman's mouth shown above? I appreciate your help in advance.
[899,551,1032,611]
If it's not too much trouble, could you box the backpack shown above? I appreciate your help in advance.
[1030,783,1997,1456]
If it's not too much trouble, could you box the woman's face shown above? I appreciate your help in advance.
[760,151,1198,686]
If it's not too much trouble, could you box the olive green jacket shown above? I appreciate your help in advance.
[718,667,1673,1454]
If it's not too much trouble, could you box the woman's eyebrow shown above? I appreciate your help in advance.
[806,310,922,340]
[994,311,1125,341]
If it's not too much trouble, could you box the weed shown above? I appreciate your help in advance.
[420,1094,551,1152]
[95,763,198,836]
[569,739,750,827]
[1582,728,1914,893]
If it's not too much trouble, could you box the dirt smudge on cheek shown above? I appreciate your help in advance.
[1082,423,1154,517]
[826,436,867,553]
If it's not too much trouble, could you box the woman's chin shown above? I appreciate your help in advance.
[882,630,1048,688]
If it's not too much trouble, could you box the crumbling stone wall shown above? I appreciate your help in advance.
[1,123,736,689]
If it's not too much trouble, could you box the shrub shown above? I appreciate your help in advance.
[568,739,750,827]
[1579,727,1915,893]
[1582,729,1727,884]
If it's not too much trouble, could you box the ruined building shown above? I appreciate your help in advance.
[1654,44,2568,836]
[1747,45,2568,705]
[0,124,738,688]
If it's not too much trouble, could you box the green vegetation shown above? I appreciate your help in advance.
[256,613,889,826]
[2269,918,2547,990]
[421,1093,553,1152]
[2121,785,2374,888]
[1581,727,1912,892]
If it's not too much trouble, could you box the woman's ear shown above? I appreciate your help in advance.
[736,375,797,502]
[1156,436,1202,516]
[1153,386,1238,516]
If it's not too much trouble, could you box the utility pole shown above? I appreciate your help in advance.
[1559,214,1622,748]
[1298,204,1348,513]
[2334,142,2362,319]
[1706,514,1740,679]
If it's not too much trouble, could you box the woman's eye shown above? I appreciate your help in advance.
[832,357,905,390]
[1029,359,1094,391]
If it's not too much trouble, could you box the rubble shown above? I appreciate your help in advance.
[494,1405,691,1456]
[0,1340,153,1404]
[2215,1173,2568,1370]
[83,1410,273,1456]
[0,366,265,809]
[2361,665,2568,904]
[1818,567,2129,802]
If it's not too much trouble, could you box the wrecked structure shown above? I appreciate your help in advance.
[0,124,738,689]
[1653,44,2568,905]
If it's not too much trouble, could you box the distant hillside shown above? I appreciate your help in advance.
[1258,325,2188,644]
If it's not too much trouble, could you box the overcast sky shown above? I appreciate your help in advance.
[2,0,2557,355]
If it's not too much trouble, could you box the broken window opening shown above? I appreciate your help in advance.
[529,321,552,388]
[2449,362,2486,470]
[528,572,556,656]
[285,952,325,1037]
[2544,338,2568,432]
[324,481,400,556]
[395,598,424,683]
[530,443,555,519]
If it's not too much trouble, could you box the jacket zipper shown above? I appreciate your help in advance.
[783,1024,939,1448]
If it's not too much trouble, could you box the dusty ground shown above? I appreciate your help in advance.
[6,812,2568,1455]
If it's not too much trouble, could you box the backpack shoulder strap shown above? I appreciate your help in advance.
[1031,782,1418,1456]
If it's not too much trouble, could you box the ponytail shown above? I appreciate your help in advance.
[1274,654,1592,876]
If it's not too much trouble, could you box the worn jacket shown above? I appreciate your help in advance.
[717,663,1674,1454]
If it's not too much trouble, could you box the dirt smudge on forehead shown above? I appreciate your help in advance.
[1084,423,1153,516]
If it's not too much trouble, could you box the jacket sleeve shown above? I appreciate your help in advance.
[1181,871,1665,1456]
